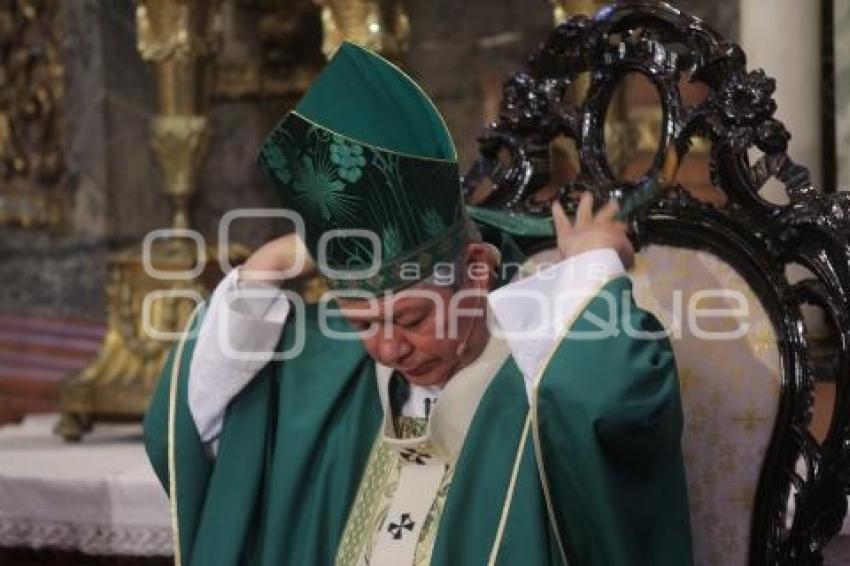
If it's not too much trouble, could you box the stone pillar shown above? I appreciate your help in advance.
[742,3,831,340]
[836,0,850,189]
[741,0,822,192]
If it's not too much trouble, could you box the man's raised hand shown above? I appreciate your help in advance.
[551,191,635,269]
[240,233,316,284]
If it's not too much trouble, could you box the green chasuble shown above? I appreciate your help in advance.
[144,275,693,565]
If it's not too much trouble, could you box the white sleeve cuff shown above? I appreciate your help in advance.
[487,248,624,394]
[233,268,291,323]
[188,268,290,447]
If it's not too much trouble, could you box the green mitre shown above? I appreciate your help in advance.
[257,41,467,294]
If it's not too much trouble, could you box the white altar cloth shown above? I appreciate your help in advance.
[0,414,172,556]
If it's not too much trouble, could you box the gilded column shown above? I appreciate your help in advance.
[317,0,409,62]
[55,1,248,441]
[137,0,222,230]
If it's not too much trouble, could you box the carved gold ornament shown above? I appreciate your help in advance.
[317,0,409,62]
[0,0,65,229]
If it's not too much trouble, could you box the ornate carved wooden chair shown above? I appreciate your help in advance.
[464,2,850,564]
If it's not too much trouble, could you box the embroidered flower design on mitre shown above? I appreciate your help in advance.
[262,144,292,184]
[330,135,367,183]
[291,154,360,224]
[382,224,404,260]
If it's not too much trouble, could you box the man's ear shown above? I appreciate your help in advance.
[463,242,499,290]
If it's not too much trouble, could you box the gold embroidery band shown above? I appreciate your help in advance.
[335,429,396,566]
[167,307,202,566]
[487,412,532,566]
[292,111,456,164]
[530,275,621,566]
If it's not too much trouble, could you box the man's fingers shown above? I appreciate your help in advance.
[576,192,594,227]
[595,198,620,223]
[619,239,636,270]
[552,200,572,242]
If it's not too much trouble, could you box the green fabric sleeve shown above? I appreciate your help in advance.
[143,341,177,490]
[142,306,215,564]
[535,276,693,566]
[143,302,380,566]
[143,306,211,492]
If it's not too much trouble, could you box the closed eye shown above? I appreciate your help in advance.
[349,320,376,332]
[397,315,427,329]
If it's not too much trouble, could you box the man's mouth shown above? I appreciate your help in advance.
[403,359,439,377]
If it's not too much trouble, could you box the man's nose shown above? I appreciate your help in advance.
[376,331,412,366]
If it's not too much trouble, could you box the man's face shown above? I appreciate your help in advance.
[336,283,476,387]
[336,244,495,387]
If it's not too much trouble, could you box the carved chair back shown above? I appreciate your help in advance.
[464,2,850,564]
